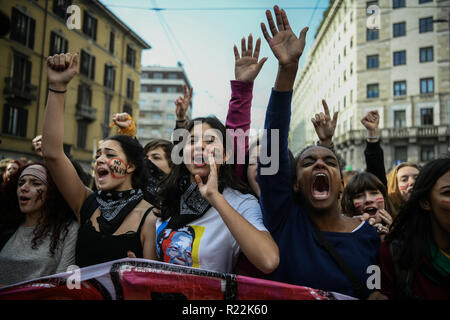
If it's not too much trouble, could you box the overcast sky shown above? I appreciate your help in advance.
[100,0,329,129]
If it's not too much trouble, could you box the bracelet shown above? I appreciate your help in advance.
[48,87,67,94]
[366,136,380,140]
[317,140,335,149]
[176,119,186,123]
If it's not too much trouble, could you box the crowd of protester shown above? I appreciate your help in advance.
[0,6,448,300]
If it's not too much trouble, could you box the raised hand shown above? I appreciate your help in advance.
[175,84,193,121]
[311,99,338,145]
[112,112,132,129]
[47,53,79,90]
[234,34,268,82]
[32,135,43,157]
[361,110,379,132]
[195,149,220,203]
[261,6,308,67]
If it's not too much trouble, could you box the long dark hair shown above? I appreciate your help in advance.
[157,116,250,221]
[103,135,147,190]
[0,162,76,256]
[385,157,450,271]
[341,171,397,217]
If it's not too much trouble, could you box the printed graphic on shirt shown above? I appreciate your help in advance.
[157,225,205,268]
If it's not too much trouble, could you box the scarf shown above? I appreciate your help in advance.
[96,189,143,234]
[144,159,166,208]
[166,173,224,229]
[422,241,450,285]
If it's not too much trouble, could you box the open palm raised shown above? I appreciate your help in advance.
[261,6,308,67]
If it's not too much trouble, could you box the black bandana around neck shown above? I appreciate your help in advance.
[166,172,225,229]
[96,189,143,234]
[144,159,166,208]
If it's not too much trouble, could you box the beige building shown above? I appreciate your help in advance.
[290,0,450,171]
[138,64,192,145]
[0,0,150,170]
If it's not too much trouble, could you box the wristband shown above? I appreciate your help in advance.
[366,136,380,140]
[48,87,67,94]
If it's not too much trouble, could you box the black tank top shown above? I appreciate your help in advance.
[75,193,153,268]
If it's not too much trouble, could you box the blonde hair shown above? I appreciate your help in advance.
[386,162,420,215]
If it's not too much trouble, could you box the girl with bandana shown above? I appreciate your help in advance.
[156,116,279,274]
[41,53,157,267]
[0,163,78,285]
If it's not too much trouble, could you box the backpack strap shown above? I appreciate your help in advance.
[311,221,369,299]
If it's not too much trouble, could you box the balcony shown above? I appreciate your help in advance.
[3,77,37,105]
[75,103,97,122]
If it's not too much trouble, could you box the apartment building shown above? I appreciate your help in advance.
[0,0,150,169]
[138,64,192,145]
[290,0,449,171]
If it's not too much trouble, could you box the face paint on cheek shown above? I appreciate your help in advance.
[108,158,128,179]
[354,201,363,210]
[399,185,407,191]
[440,200,450,205]
[35,188,44,203]
[375,197,385,206]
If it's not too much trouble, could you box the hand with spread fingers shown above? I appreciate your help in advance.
[195,148,220,203]
[260,5,308,68]
[311,99,338,147]
[360,208,392,235]
[46,53,79,91]
[175,84,193,122]
[234,34,268,83]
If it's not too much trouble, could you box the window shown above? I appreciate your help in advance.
[109,31,115,54]
[393,22,406,37]
[77,84,92,106]
[126,45,136,68]
[103,94,112,138]
[152,100,160,107]
[153,73,163,79]
[419,0,433,4]
[393,0,405,8]
[104,65,115,90]
[367,84,379,98]
[367,55,379,69]
[421,146,434,161]
[394,81,407,96]
[123,104,133,116]
[151,114,161,120]
[77,121,88,149]
[420,108,434,125]
[419,17,433,33]
[366,28,379,41]
[80,50,95,80]
[126,79,134,100]
[152,87,162,93]
[168,87,177,93]
[167,114,175,121]
[366,1,378,10]
[10,8,35,49]
[420,78,434,94]
[350,62,353,75]
[168,73,178,79]
[394,110,406,127]
[2,105,28,137]
[12,52,31,89]
[82,11,97,40]
[393,50,406,66]
[53,0,72,20]
[343,96,347,108]
[420,47,433,62]
[395,146,408,163]
[49,32,68,56]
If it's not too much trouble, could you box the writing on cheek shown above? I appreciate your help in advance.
[354,201,363,209]
[108,158,128,179]
[375,197,385,205]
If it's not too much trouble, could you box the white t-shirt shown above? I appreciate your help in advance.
[155,188,267,274]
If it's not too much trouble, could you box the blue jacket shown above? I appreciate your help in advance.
[258,89,380,298]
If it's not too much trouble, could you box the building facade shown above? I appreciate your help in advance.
[290,0,450,171]
[0,0,150,169]
[138,64,192,145]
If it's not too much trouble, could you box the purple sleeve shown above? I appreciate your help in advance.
[226,80,253,182]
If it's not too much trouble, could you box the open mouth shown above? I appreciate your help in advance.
[96,167,110,180]
[19,195,31,204]
[193,154,207,167]
[311,173,330,200]
[363,207,378,217]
